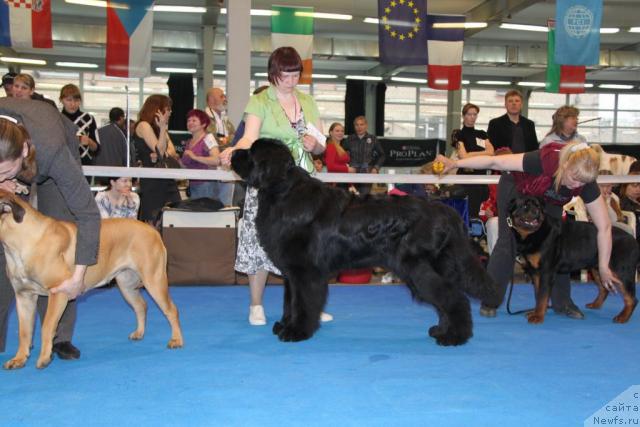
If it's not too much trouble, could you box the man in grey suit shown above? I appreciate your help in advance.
[0,98,101,360]
[95,107,136,168]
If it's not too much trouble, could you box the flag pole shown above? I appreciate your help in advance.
[125,85,130,168]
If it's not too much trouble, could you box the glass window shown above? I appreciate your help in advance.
[569,93,615,110]
[386,85,417,137]
[312,82,345,128]
[418,105,446,139]
[529,91,567,109]
[616,128,640,144]
[618,94,640,111]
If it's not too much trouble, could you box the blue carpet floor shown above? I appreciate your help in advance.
[0,283,637,427]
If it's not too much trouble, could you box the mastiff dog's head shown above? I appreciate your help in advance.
[231,138,295,190]
[507,195,545,235]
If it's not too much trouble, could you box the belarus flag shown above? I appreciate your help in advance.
[106,0,155,78]
[546,20,586,94]
[426,15,464,91]
[0,0,52,49]
[271,6,314,85]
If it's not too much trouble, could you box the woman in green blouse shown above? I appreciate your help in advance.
[220,47,330,326]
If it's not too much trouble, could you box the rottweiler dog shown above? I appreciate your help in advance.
[508,195,638,324]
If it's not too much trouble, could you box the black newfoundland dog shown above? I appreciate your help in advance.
[508,195,638,324]
[232,139,499,345]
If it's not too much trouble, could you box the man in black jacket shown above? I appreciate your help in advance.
[487,90,538,154]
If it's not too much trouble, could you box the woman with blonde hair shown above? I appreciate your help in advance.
[437,140,618,320]
[540,105,586,147]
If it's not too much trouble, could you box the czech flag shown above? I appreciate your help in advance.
[426,14,464,91]
[106,0,155,78]
[0,0,52,48]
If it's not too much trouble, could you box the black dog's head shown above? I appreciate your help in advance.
[231,138,295,190]
[508,195,545,234]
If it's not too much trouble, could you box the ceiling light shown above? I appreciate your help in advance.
[254,72,268,77]
[630,27,640,33]
[218,8,277,16]
[212,70,226,75]
[56,61,98,69]
[600,28,619,34]
[154,5,206,13]
[295,12,352,20]
[517,81,546,87]
[249,9,277,16]
[432,22,487,29]
[477,80,511,85]
[499,23,548,32]
[584,83,594,88]
[65,0,128,9]
[156,67,196,74]
[391,77,427,84]
[0,56,46,65]
[599,84,634,90]
[346,75,383,81]
[461,80,470,85]
[311,73,338,79]
[363,17,379,24]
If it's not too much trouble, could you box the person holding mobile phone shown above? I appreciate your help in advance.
[133,95,181,225]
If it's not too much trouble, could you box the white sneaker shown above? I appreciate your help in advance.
[249,305,266,326]
[320,312,333,322]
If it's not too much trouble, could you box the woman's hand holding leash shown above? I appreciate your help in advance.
[599,266,622,293]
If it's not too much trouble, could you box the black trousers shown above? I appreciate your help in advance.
[486,174,574,309]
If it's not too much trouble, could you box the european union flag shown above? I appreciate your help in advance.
[378,0,428,65]
[555,0,602,65]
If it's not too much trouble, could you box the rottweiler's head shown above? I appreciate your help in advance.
[231,138,295,190]
[0,190,25,225]
[508,195,544,234]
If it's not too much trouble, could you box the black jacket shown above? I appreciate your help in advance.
[487,113,538,153]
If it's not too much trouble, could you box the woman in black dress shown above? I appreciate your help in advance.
[133,95,181,225]
[451,102,495,216]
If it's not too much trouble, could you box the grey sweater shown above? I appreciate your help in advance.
[0,98,101,266]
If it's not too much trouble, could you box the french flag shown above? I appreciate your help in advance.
[426,15,464,91]
[0,0,52,49]
[106,0,155,78]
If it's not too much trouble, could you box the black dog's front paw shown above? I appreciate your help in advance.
[428,325,445,338]
[277,324,313,342]
[429,325,471,346]
[272,321,285,335]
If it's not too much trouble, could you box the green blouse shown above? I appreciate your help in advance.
[244,85,321,173]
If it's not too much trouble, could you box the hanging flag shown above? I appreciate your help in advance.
[271,6,314,85]
[426,14,464,91]
[546,20,586,94]
[378,0,428,65]
[555,0,602,65]
[0,0,52,48]
[106,0,155,78]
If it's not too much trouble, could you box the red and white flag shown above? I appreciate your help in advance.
[0,0,52,48]
[426,15,464,91]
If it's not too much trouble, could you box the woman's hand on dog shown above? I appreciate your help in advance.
[599,266,622,293]
[219,147,236,167]
[50,265,87,300]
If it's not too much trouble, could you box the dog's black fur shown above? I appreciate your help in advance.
[231,138,499,345]
[508,195,639,323]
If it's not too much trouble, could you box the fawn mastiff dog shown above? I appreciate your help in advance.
[0,191,183,369]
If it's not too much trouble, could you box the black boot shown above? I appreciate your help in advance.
[52,341,81,360]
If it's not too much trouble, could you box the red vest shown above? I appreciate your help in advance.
[513,143,583,205]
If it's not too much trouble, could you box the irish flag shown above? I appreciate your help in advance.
[106,0,155,78]
[546,20,586,94]
[271,6,314,84]
[0,0,52,49]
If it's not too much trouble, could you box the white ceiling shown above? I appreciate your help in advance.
[2,0,639,85]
